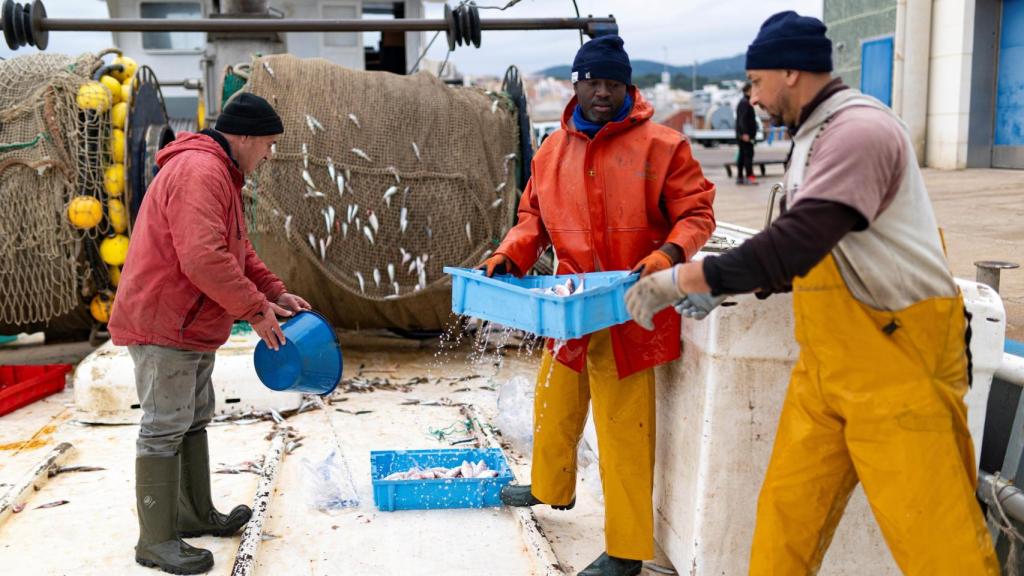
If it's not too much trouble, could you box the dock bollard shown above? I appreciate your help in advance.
[974,261,1019,294]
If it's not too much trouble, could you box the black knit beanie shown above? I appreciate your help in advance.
[746,11,833,72]
[571,35,632,86]
[215,93,284,136]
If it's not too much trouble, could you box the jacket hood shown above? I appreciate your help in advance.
[561,86,653,137]
[155,132,244,187]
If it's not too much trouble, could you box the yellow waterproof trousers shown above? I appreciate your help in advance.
[531,329,656,560]
[749,256,999,575]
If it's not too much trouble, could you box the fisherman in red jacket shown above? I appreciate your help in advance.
[109,93,309,575]
[480,36,715,576]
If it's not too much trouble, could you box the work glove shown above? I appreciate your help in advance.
[674,293,727,320]
[631,249,673,278]
[625,265,684,331]
[478,253,510,277]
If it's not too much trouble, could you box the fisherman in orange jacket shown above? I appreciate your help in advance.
[480,35,716,576]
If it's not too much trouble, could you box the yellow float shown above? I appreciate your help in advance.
[90,292,115,323]
[111,102,128,130]
[109,129,125,163]
[112,55,138,82]
[67,195,103,229]
[108,198,128,233]
[99,75,122,105]
[100,234,130,266]
[103,164,125,197]
[76,81,111,113]
[108,265,121,287]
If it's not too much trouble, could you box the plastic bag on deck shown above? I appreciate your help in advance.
[301,450,360,513]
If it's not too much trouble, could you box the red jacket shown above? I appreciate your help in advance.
[496,89,715,378]
[109,133,286,351]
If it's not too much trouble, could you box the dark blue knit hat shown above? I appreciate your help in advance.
[571,35,632,86]
[746,11,833,72]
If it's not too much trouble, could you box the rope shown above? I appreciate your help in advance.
[990,472,1024,576]
[0,132,47,153]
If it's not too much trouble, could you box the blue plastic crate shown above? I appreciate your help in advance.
[370,448,514,512]
[443,267,638,340]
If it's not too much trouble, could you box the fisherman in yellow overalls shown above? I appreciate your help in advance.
[625,11,999,575]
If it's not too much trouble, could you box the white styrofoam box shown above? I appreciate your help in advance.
[73,331,302,424]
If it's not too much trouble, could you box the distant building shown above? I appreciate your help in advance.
[824,0,1023,170]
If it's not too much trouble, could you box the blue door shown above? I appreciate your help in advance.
[994,0,1024,167]
[861,36,894,107]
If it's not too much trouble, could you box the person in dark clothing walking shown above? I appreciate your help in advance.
[735,82,759,185]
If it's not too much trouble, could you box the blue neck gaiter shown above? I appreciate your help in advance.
[572,92,634,139]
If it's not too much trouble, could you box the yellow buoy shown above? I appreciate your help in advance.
[111,101,128,129]
[76,81,112,113]
[100,75,122,105]
[67,195,103,229]
[112,55,138,82]
[121,80,133,106]
[103,163,125,198]
[108,265,121,287]
[90,292,115,323]
[100,234,130,266]
[108,198,128,233]
[109,129,125,163]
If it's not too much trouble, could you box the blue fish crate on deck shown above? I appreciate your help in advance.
[370,448,513,511]
[443,267,638,340]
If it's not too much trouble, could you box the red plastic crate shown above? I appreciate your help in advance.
[0,364,73,416]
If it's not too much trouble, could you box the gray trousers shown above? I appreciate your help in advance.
[129,345,217,458]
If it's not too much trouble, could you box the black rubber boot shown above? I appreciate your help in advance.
[499,484,575,510]
[577,552,643,576]
[135,456,214,575]
[178,429,252,538]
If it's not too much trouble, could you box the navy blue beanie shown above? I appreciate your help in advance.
[746,11,833,72]
[571,35,632,86]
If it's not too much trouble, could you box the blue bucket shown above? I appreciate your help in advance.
[253,310,342,395]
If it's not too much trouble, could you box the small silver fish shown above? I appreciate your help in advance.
[411,142,421,161]
[342,222,348,238]
[305,114,324,134]
[373,268,381,287]
[355,216,361,230]
[327,157,336,181]
[319,238,327,260]
[387,263,395,283]
[368,211,379,234]
[491,198,503,209]
[465,222,472,243]
[355,271,365,293]
[302,143,309,169]
[271,143,277,156]
[348,113,361,129]
[386,166,400,184]
[383,186,399,208]
[284,214,292,239]
[491,100,499,114]
[400,248,411,265]
[302,169,317,190]
[35,499,70,510]
[399,206,408,234]
[352,148,371,162]
[262,61,275,77]
[323,206,336,233]
[336,175,345,198]
[308,233,317,251]
[495,181,506,193]
[346,204,355,224]
[304,189,324,199]
[363,226,374,245]
[407,258,418,275]
[393,282,400,296]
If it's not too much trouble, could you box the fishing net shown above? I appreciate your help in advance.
[0,52,111,327]
[245,54,520,331]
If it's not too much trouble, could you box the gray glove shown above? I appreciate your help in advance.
[625,267,684,331]
[674,293,727,320]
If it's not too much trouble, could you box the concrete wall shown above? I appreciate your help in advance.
[824,0,899,90]
[926,0,978,169]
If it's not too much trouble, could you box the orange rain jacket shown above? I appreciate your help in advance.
[496,88,716,378]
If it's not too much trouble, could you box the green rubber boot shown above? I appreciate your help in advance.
[499,484,575,510]
[577,552,643,576]
[135,456,214,575]
[177,429,252,538]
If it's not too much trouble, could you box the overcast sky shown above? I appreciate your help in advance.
[1,0,822,74]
